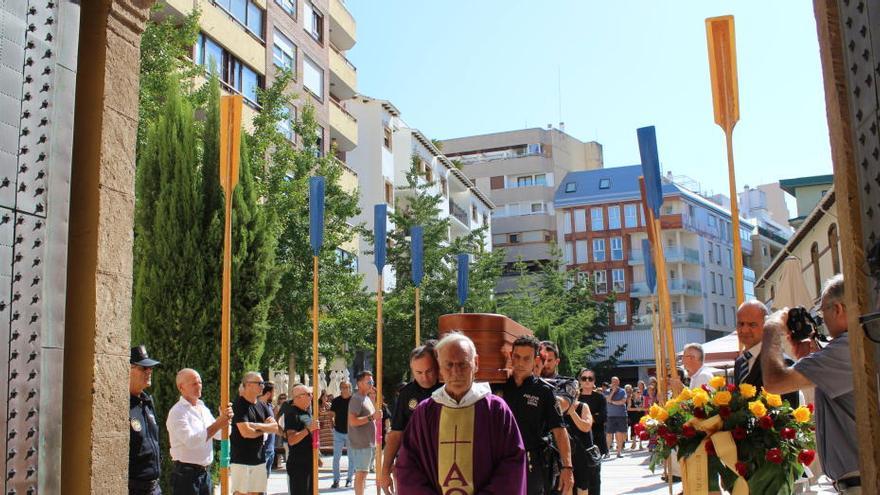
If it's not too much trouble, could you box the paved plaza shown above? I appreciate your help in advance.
[262,450,837,494]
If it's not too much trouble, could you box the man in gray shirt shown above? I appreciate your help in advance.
[604,376,628,458]
[762,274,861,494]
[347,370,376,495]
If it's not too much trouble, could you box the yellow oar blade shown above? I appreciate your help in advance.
[219,95,243,192]
[706,15,740,132]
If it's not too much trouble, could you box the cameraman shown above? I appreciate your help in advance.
[761,274,861,494]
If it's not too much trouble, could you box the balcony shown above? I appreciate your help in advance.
[628,247,700,266]
[630,278,701,297]
[632,312,705,330]
[449,200,470,227]
[330,44,357,100]
[329,99,357,151]
[329,0,356,50]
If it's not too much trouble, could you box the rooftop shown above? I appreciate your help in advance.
[778,174,834,196]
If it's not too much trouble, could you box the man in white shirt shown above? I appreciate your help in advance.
[166,368,233,495]
[680,343,714,390]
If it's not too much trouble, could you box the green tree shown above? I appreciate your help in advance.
[374,158,504,389]
[497,247,616,377]
[251,70,373,375]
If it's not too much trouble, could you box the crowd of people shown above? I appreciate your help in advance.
[128,273,864,495]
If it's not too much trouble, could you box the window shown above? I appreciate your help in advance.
[563,242,573,264]
[592,238,606,262]
[614,300,627,324]
[762,245,769,257]
[810,242,821,294]
[721,304,726,325]
[303,2,323,43]
[530,203,544,214]
[273,30,296,72]
[708,215,718,235]
[670,269,677,279]
[275,0,295,16]
[196,34,263,106]
[591,207,604,231]
[624,204,637,228]
[516,176,533,187]
[472,205,478,222]
[608,206,621,229]
[565,182,576,193]
[383,127,393,150]
[715,243,722,265]
[424,161,433,182]
[713,303,719,325]
[711,271,716,293]
[718,274,724,295]
[729,277,734,295]
[640,205,646,226]
[535,174,547,186]
[828,224,840,274]
[563,211,572,235]
[727,248,733,269]
[708,245,714,264]
[217,0,264,39]
[483,214,489,226]
[575,241,588,264]
[277,106,295,141]
[610,237,623,261]
[313,125,324,157]
[384,181,393,204]
[599,178,611,189]
[574,209,587,232]
[612,268,625,292]
[594,271,608,293]
[336,248,357,272]
[511,234,521,244]
[440,178,448,197]
[303,55,323,100]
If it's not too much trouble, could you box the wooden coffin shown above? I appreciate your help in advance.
[438,313,533,383]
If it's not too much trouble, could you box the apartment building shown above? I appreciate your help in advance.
[779,175,834,228]
[346,96,494,291]
[158,0,361,260]
[554,165,755,381]
[441,127,603,291]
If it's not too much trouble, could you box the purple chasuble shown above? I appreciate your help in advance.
[395,391,526,494]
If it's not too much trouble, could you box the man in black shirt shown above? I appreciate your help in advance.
[378,342,440,494]
[129,345,162,495]
[230,372,277,495]
[328,381,354,488]
[283,384,320,495]
[577,368,608,457]
[501,336,573,495]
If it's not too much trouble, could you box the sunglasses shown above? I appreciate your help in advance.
[247,381,266,386]
[579,376,595,382]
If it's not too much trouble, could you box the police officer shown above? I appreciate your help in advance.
[501,336,574,495]
[130,345,162,495]
[378,342,441,494]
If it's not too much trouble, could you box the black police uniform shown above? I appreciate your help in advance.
[130,392,162,495]
[500,375,565,495]
[390,381,440,433]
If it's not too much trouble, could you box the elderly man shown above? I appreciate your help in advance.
[680,343,714,390]
[762,275,861,494]
[166,369,233,495]
[282,384,320,495]
[502,336,573,494]
[604,376,627,459]
[735,300,800,407]
[129,346,162,495]
[230,372,278,495]
[379,342,441,494]
[396,332,526,494]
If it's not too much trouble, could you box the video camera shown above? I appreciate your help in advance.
[787,306,828,342]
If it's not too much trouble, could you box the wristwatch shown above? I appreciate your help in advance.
[561,466,573,470]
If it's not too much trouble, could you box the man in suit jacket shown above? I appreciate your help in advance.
[735,301,800,407]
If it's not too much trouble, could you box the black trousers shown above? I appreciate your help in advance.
[593,424,608,455]
[287,464,313,495]
[170,462,211,495]
[129,478,162,495]
[526,453,553,495]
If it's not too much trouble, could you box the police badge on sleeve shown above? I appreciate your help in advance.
[130,418,142,432]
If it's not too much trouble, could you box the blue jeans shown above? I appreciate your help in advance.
[332,430,354,483]
[263,439,275,476]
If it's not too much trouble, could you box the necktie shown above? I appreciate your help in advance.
[736,351,753,384]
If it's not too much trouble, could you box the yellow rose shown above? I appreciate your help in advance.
[677,388,693,401]
[665,398,680,410]
[765,393,783,408]
[639,415,651,426]
[709,375,726,390]
[749,400,767,417]
[692,389,709,408]
[793,406,812,423]
[649,404,669,422]
[739,383,757,399]
[713,391,732,407]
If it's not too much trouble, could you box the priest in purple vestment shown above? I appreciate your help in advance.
[395,332,527,495]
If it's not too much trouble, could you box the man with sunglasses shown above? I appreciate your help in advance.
[762,274,861,494]
[576,369,607,459]
[282,384,320,495]
[129,345,162,495]
[230,372,277,495]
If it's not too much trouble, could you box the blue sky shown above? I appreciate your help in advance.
[346,1,830,205]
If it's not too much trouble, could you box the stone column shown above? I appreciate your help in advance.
[61,1,154,493]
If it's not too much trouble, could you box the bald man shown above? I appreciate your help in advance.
[735,301,799,407]
[166,369,232,495]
